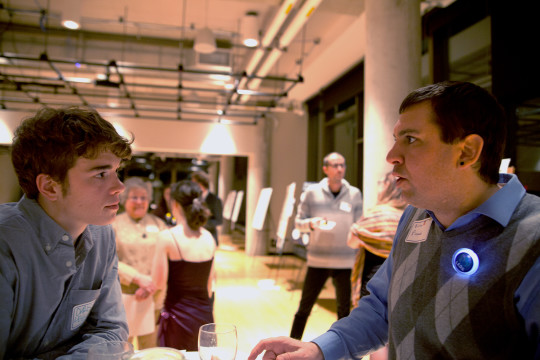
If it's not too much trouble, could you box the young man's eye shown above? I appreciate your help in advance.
[96,172,107,178]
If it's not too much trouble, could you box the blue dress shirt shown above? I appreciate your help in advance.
[0,196,128,359]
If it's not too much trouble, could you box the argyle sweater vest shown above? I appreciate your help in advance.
[388,194,540,359]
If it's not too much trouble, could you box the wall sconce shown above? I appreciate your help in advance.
[242,11,259,47]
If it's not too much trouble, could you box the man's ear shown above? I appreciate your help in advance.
[459,134,484,168]
[36,174,62,201]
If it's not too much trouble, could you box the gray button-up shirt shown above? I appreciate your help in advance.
[0,196,128,359]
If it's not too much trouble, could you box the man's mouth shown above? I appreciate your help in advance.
[392,172,406,184]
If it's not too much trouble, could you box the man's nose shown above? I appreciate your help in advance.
[386,143,402,165]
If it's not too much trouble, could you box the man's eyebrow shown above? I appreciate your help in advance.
[395,128,421,137]
[87,164,113,172]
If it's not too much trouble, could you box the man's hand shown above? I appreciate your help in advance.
[309,217,327,231]
[248,336,324,360]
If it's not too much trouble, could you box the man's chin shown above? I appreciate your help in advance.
[94,212,119,226]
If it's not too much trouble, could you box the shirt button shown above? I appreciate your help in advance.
[62,235,70,241]
[45,244,51,251]
[66,261,73,267]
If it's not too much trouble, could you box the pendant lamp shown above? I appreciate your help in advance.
[194,27,216,54]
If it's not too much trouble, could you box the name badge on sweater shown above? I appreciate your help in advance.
[405,218,432,243]
[339,201,352,213]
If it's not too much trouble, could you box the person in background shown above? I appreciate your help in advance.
[248,81,540,359]
[152,182,175,226]
[348,171,407,308]
[112,177,168,349]
[290,152,363,340]
[191,170,223,245]
[347,171,407,360]
[0,106,131,359]
[151,180,216,351]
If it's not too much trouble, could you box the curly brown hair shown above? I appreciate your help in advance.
[11,106,133,199]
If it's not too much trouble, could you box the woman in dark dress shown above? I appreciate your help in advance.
[151,180,217,351]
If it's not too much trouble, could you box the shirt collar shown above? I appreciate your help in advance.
[428,173,526,231]
[19,195,75,254]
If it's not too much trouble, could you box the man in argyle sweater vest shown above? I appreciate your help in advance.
[247,82,540,360]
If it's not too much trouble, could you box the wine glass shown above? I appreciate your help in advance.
[198,323,237,360]
[87,340,134,360]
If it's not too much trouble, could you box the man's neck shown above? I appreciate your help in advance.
[328,179,342,193]
[37,196,85,241]
[433,181,500,228]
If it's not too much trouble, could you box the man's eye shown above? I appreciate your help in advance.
[407,136,417,144]
[96,172,106,178]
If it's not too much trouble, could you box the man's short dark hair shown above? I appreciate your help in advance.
[11,106,133,199]
[399,81,506,184]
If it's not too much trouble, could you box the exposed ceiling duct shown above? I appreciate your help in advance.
[1,0,351,125]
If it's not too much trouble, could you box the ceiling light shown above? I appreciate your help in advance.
[242,12,259,47]
[65,76,92,84]
[61,1,81,30]
[107,89,120,108]
[245,48,265,76]
[194,27,216,54]
[256,48,282,78]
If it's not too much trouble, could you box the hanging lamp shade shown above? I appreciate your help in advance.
[194,27,216,54]
[61,0,81,30]
[242,12,259,47]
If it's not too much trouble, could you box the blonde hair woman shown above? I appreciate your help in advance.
[113,177,168,349]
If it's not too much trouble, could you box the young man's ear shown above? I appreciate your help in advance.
[36,174,62,201]
[458,134,484,168]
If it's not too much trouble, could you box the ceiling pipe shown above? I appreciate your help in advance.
[241,0,298,79]
[236,0,322,104]
[279,0,323,48]
[39,52,89,106]
[241,48,282,102]
[261,0,298,48]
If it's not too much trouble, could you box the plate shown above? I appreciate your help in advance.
[319,221,336,231]
[130,347,186,360]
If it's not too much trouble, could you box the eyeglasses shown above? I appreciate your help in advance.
[127,196,148,202]
[326,163,346,169]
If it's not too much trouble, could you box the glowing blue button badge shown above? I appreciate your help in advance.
[452,248,479,275]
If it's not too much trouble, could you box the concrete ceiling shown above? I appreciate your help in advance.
[0,0,365,124]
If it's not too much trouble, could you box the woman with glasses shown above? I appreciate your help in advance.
[112,177,168,349]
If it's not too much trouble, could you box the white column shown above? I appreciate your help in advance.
[245,118,271,256]
[363,0,422,209]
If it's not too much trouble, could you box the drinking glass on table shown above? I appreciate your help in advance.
[198,323,237,360]
[87,340,134,360]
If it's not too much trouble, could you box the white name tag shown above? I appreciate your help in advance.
[339,201,352,213]
[405,218,433,243]
[71,300,95,330]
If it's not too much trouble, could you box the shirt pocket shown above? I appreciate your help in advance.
[39,289,101,352]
